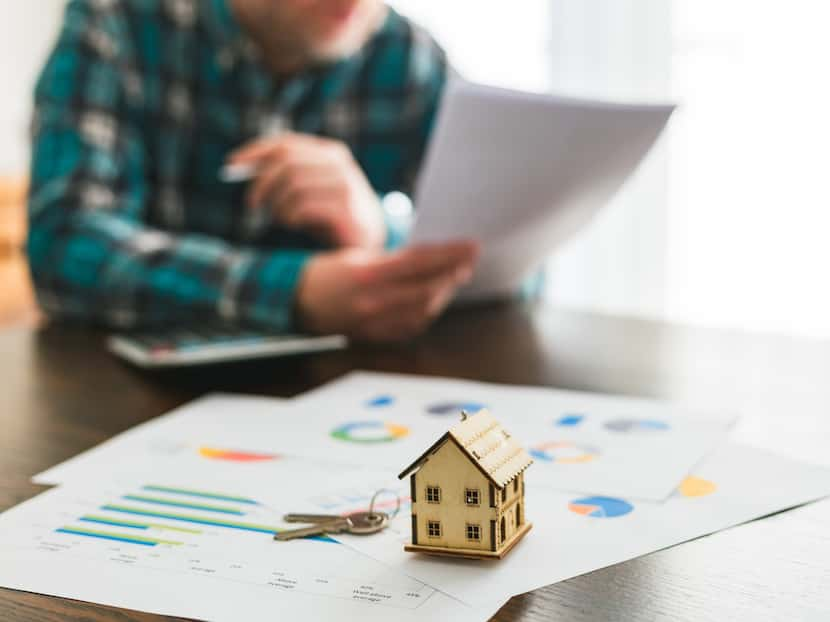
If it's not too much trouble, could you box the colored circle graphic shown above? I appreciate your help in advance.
[556,414,585,427]
[198,447,280,462]
[330,421,410,443]
[529,441,599,464]
[366,395,395,408]
[426,401,487,416]
[604,418,670,433]
[569,496,634,518]
[678,476,717,498]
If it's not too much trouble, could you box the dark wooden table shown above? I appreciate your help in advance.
[2,302,830,621]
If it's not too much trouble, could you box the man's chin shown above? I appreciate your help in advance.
[309,31,372,64]
[309,6,386,65]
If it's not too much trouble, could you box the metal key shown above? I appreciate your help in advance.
[274,511,388,541]
[282,513,353,524]
[274,516,354,541]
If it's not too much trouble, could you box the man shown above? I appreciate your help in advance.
[27,0,477,342]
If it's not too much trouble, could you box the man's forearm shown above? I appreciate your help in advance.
[27,204,314,331]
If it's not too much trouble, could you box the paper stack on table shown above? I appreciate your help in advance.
[3,370,830,621]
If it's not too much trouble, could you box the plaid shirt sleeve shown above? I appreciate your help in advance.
[27,0,312,331]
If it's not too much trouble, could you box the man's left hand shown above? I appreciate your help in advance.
[228,133,386,249]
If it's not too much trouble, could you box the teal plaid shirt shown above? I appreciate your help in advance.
[28,0,447,331]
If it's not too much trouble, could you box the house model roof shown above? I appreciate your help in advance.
[398,409,534,488]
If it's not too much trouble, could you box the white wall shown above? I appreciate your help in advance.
[0,2,65,174]
[388,0,552,93]
[666,1,830,338]
[544,0,672,319]
[402,1,830,340]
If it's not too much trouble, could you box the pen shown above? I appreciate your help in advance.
[218,162,259,183]
[220,118,287,183]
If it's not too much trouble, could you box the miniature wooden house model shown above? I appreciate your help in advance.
[398,409,533,560]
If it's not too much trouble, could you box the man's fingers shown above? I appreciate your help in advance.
[348,266,472,343]
[366,242,479,285]
[355,270,463,316]
[228,132,343,164]
[271,164,343,209]
[247,161,289,208]
[229,133,305,163]
[247,161,341,209]
[282,201,337,230]
[364,249,477,327]
[297,244,473,343]
[356,294,455,342]
[425,279,459,316]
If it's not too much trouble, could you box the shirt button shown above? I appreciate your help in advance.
[217,48,235,70]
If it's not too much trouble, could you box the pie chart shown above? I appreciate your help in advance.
[426,401,486,416]
[529,441,599,464]
[556,414,585,427]
[678,476,717,498]
[198,447,279,462]
[568,496,633,518]
[366,395,395,408]
[330,421,410,443]
[604,418,669,433]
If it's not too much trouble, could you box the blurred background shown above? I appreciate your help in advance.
[2,1,829,338]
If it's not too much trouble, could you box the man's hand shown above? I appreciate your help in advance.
[296,241,479,342]
[228,133,386,249]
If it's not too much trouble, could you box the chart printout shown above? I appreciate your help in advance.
[0,482,502,622]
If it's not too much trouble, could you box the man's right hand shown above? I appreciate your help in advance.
[295,241,479,342]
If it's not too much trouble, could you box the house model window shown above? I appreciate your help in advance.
[398,409,534,560]
[466,523,481,541]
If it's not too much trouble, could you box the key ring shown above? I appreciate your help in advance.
[367,488,401,521]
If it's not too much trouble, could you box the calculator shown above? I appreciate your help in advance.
[107,326,347,368]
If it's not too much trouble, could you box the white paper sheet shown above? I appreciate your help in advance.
[34,394,293,486]
[411,80,675,299]
[37,376,733,501]
[272,372,736,501]
[276,444,830,604]
[0,481,504,622]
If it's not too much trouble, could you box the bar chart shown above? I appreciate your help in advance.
[0,482,436,612]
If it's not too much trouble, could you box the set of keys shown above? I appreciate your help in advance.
[273,489,400,542]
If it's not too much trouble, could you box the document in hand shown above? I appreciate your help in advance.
[410,80,676,299]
